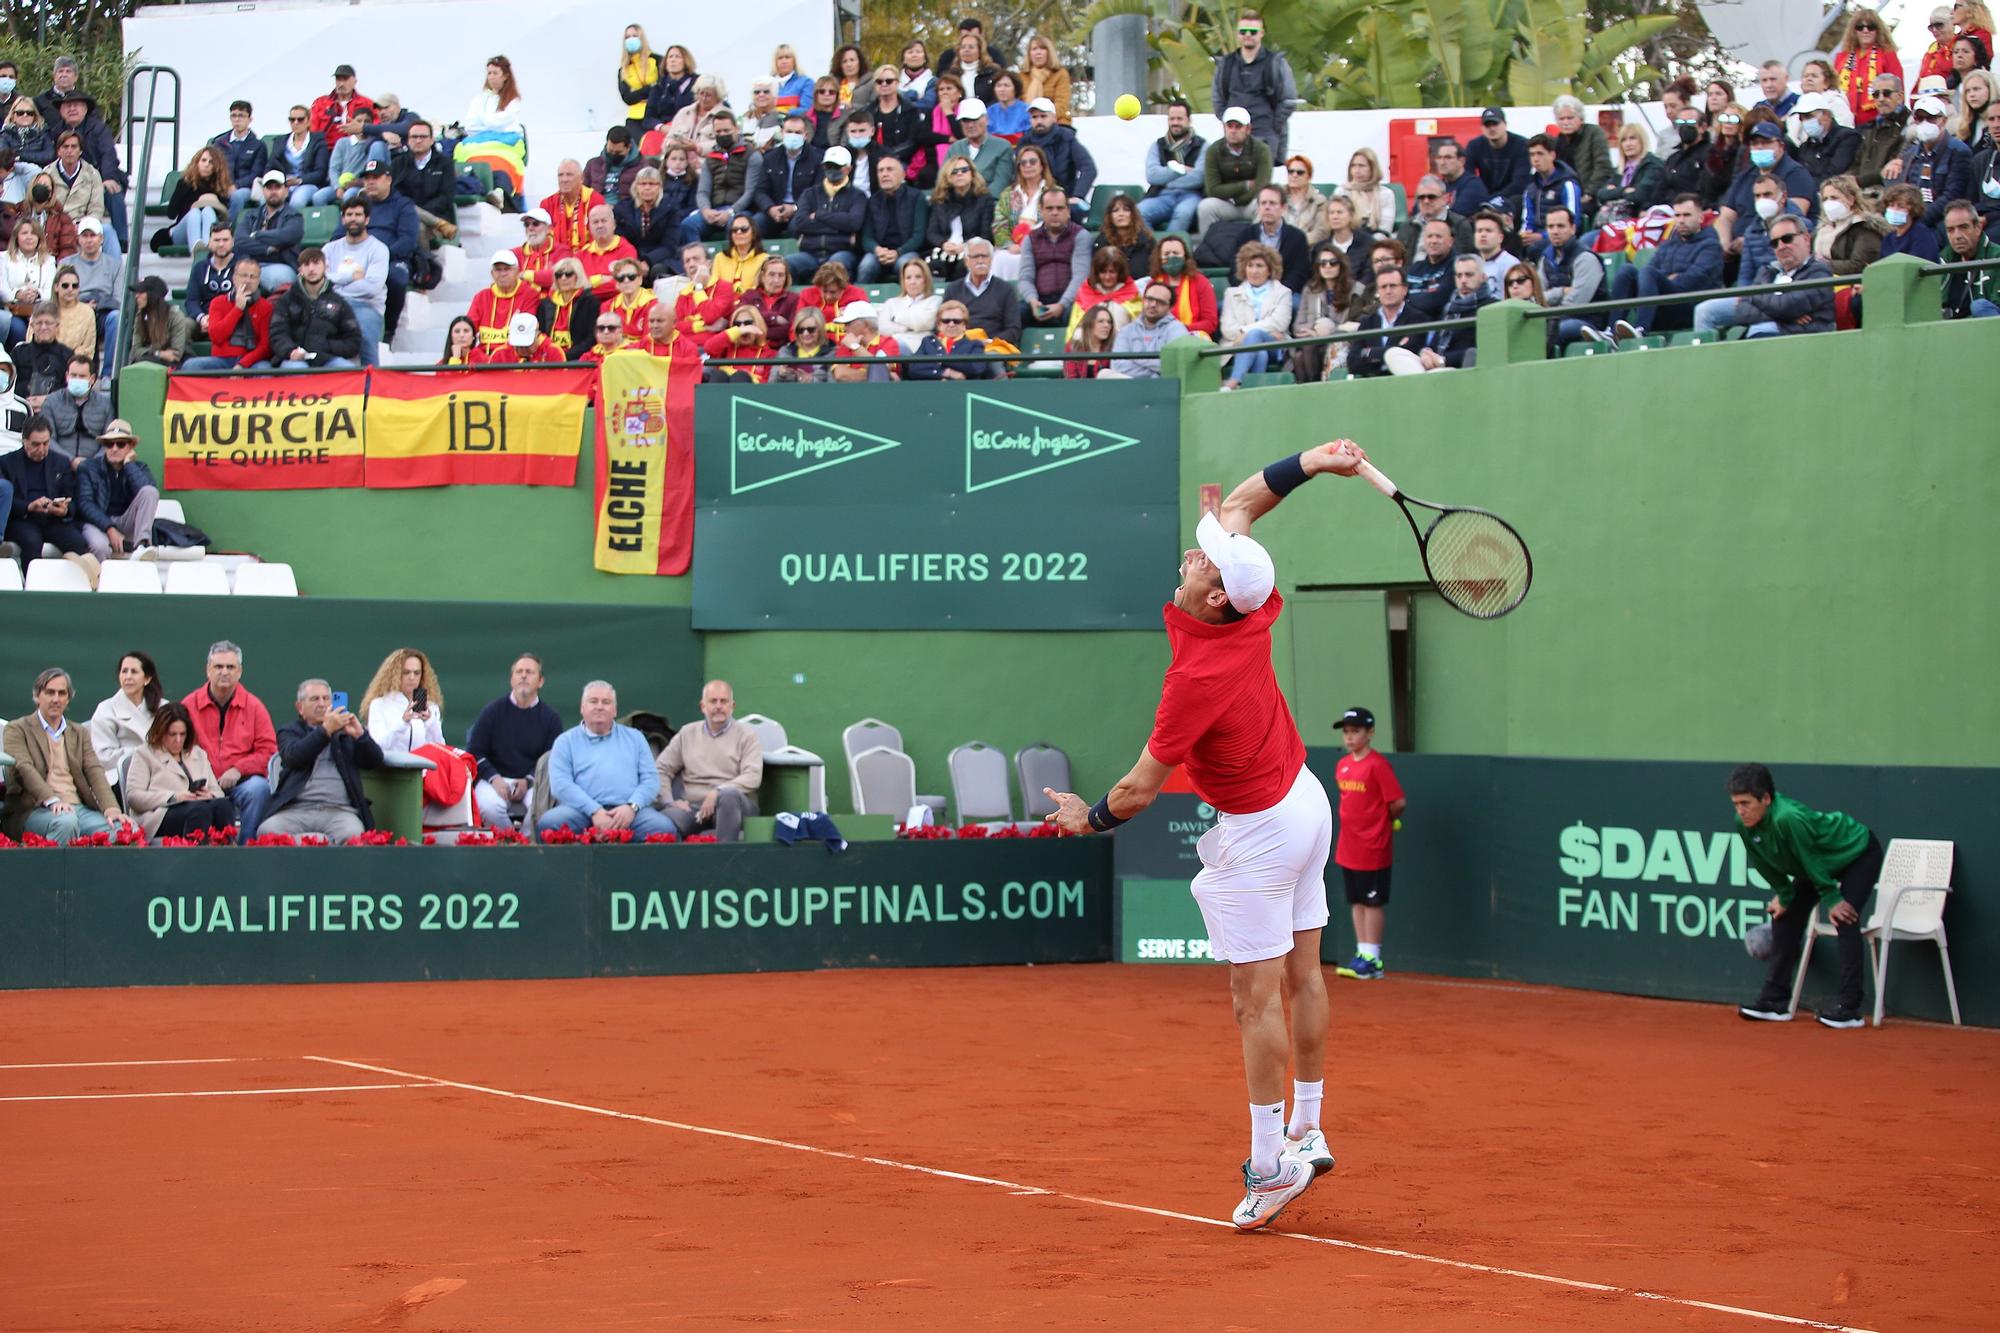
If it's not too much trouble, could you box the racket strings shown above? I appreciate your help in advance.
[1423,510,1531,618]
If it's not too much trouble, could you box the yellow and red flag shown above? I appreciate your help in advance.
[162,372,367,490]
[592,345,699,575]
[365,367,592,488]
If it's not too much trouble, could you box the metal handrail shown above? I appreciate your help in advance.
[1194,315,1478,359]
[1918,257,2000,275]
[115,66,181,373]
[1516,273,1851,322]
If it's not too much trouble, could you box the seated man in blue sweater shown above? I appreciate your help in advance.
[464,652,565,832]
[537,679,675,842]
[1587,193,1722,342]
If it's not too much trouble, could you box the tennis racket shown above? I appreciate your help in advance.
[1355,461,1532,619]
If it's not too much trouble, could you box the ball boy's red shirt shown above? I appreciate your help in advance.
[1335,748,1403,870]
[1146,592,1305,816]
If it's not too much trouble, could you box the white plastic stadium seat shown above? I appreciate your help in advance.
[155,498,187,524]
[1788,837,1960,1026]
[97,561,164,594]
[24,558,91,592]
[232,562,299,596]
[0,561,22,592]
[850,745,916,817]
[1015,742,1072,820]
[164,560,231,595]
[738,712,789,752]
[948,741,1016,827]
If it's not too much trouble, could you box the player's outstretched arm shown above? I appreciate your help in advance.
[1044,746,1173,835]
[1216,439,1372,535]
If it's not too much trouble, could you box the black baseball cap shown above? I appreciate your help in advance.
[1339,707,1376,729]
[1480,106,1505,125]
[333,63,357,79]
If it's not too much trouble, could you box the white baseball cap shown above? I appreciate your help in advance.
[507,312,539,345]
[491,249,519,267]
[76,217,103,234]
[956,97,987,119]
[1027,97,1057,115]
[836,300,877,324]
[1793,91,1837,116]
[1914,94,1950,116]
[1221,105,1252,126]
[823,145,852,167]
[522,206,552,225]
[1195,511,1275,614]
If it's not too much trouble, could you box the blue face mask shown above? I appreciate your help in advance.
[1749,147,1778,168]
[1884,207,1910,227]
[0,77,15,98]
[782,132,804,152]
[624,36,642,54]
[847,133,870,148]
[66,376,90,398]
[1984,175,2000,199]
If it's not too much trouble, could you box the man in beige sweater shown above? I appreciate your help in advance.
[655,679,763,841]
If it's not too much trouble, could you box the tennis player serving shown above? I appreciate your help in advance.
[1046,439,1369,1231]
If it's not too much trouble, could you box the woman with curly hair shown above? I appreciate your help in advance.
[1218,239,1293,390]
[361,648,446,756]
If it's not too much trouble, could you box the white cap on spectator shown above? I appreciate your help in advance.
[837,300,877,324]
[1221,105,1252,126]
[1195,511,1275,614]
[507,312,539,346]
[1914,94,1950,116]
[1794,91,1838,116]
[1027,97,1057,115]
[957,97,987,119]
[523,207,552,225]
[76,217,102,234]
[491,249,520,267]
[823,145,852,167]
[259,169,287,185]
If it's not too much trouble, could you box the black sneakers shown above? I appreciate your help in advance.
[1816,1007,1866,1029]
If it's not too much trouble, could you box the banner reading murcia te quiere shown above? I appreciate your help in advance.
[365,367,593,488]
[163,373,367,490]
[593,346,699,576]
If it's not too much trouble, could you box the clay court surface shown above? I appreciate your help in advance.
[2,966,1994,1332]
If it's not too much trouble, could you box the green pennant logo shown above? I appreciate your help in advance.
[729,398,903,495]
[962,394,1142,493]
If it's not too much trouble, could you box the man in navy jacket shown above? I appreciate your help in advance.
[359,156,419,340]
[1465,108,1530,217]
[1595,194,1724,340]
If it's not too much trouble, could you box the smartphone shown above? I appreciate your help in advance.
[411,685,428,715]
[330,690,348,711]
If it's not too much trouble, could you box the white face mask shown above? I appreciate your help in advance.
[1912,120,1941,144]
[1821,198,1850,222]
[1753,196,1781,221]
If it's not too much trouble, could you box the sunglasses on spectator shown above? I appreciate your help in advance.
[875,77,896,85]
[937,315,965,324]
[732,319,757,328]
[949,164,971,173]
[1718,114,1742,125]
[1855,21,1878,30]
[57,280,78,288]
[1238,25,1261,34]
[1415,191,1442,201]
[1929,19,1947,29]
[1770,231,1804,245]
[1286,166,1307,175]
[1507,275,1532,285]
[1317,257,1340,266]
[596,322,623,331]
[616,272,641,281]
[731,223,752,232]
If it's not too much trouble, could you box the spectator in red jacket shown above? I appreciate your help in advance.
[573,203,640,296]
[632,302,686,356]
[704,304,779,382]
[1149,235,1217,337]
[602,256,656,338]
[539,159,605,252]
[309,64,376,141]
[180,639,277,841]
[474,311,564,363]
[670,241,736,337]
[465,250,544,349]
[182,257,272,368]
[515,207,567,290]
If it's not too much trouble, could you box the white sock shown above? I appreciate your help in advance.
[1250,1101,1286,1177]
[1288,1080,1323,1138]
[1358,942,1382,962]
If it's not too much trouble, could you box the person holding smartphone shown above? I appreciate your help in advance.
[125,701,237,839]
[360,647,446,755]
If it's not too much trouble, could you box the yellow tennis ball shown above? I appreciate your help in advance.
[1393,819,1403,831]
[1114,93,1142,121]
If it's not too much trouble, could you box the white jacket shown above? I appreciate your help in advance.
[366,691,445,754]
[2,249,55,303]
[1219,281,1295,344]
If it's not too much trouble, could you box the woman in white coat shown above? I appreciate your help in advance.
[360,647,446,755]
[1218,240,1295,390]
[89,649,163,775]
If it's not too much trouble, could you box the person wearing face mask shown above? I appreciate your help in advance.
[1715,122,1817,259]
[1658,110,1726,207]
[1733,175,1807,287]
[1790,92,1861,186]
[584,126,638,209]
[1970,102,2000,236]
[324,196,389,363]
[685,111,764,245]
[1887,95,1972,227]
[1878,183,1943,259]
[616,27,660,126]
[786,144,866,282]
[837,109,880,197]
[1811,175,1885,276]
[44,353,110,460]
[752,114,824,236]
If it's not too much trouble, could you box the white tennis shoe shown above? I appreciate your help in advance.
[1231,1154,1314,1231]
[1284,1127,1336,1177]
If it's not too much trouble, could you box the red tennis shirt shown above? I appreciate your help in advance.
[1146,592,1306,815]
[1334,748,1404,870]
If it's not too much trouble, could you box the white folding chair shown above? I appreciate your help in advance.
[1789,837,1960,1026]
[948,741,1015,827]
[0,561,23,592]
[1015,742,1071,820]
[155,498,187,524]
[850,745,916,817]
[97,560,163,594]
[164,560,231,595]
[739,712,789,752]
[232,562,299,596]
[24,558,92,592]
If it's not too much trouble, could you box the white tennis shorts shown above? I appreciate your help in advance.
[1189,765,1333,964]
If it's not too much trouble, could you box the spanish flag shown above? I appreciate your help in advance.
[365,367,593,488]
[163,372,368,490]
[593,346,699,575]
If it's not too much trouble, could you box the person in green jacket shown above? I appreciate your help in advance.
[1731,763,1884,1028]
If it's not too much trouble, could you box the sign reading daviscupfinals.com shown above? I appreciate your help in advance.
[692,381,1179,629]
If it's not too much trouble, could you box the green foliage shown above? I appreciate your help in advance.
[0,32,141,127]
[1077,0,1681,110]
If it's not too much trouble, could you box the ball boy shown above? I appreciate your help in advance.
[1333,707,1404,980]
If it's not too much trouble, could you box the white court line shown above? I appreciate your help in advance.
[0,1057,254,1070]
[305,1055,1880,1333]
[0,1082,436,1103]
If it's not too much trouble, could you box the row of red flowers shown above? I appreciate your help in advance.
[0,827,727,848]
[898,822,1064,839]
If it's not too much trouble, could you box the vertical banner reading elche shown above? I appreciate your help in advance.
[364,367,593,487]
[163,373,367,489]
[593,347,700,576]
